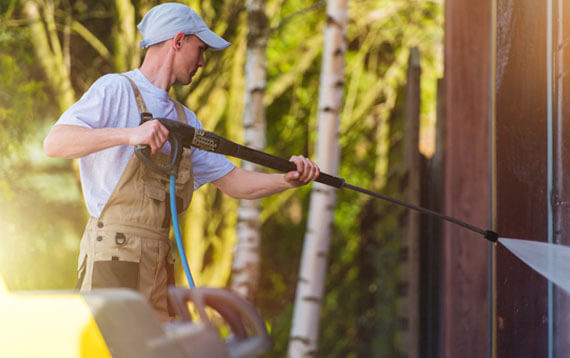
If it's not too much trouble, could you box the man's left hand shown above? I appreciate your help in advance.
[285,155,320,186]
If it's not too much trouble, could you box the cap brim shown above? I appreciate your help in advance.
[195,29,230,51]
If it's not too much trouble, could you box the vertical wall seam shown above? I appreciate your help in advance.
[546,0,554,357]
[488,0,498,357]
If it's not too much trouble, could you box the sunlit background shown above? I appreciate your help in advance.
[0,0,442,355]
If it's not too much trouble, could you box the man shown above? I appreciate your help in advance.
[43,2,319,322]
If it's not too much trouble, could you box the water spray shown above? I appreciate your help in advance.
[135,116,499,243]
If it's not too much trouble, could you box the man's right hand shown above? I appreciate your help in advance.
[128,120,170,154]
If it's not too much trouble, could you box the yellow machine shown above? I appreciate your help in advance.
[0,276,270,357]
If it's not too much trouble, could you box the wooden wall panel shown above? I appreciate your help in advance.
[495,1,549,357]
[443,0,492,357]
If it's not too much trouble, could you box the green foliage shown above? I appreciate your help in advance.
[0,54,45,154]
[0,14,47,155]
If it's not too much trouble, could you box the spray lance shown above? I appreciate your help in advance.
[136,116,499,243]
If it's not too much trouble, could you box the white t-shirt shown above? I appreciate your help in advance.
[56,69,235,218]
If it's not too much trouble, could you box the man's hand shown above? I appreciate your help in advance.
[213,156,320,200]
[128,120,169,154]
[284,155,320,187]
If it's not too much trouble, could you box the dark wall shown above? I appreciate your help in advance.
[443,0,491,357]
[495,1,549,357]
[445,0,570,357]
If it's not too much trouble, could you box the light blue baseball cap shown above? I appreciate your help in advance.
[137,2,230,50]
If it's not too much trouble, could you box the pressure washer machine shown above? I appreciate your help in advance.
[0,276,271,357]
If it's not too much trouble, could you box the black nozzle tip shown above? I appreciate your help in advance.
[484,230,499,243]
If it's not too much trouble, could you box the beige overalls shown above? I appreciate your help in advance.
[77,76,194,322]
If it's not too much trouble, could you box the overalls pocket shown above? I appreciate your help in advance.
[174,148,194,212]
[175,148,193,185]
[92,231,142,290]
[140,148,194,215]
[140,152,169,207]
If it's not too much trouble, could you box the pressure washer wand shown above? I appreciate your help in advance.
[136,118,499,243]
[343,183,498,242]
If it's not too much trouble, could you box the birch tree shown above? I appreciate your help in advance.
[231,0,268,301]
[288,0,348,356]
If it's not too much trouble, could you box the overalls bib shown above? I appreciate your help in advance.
[76,76,194,322]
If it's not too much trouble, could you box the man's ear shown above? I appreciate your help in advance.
[173,32,185,49]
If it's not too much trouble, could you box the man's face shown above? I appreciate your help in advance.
[174,35,207,85]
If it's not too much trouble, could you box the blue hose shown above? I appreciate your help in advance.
[170,175,195,288]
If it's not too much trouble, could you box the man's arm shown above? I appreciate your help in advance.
[43,120,170,159]
[212,155,320,199]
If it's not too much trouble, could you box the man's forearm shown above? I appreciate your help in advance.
[44,120,169,159]
[213,167,294,200]
[43,125,132,159]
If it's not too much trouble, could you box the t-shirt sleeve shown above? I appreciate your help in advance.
[184,111,236,190]
[55,74,133,130]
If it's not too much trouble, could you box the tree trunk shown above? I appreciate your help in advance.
[112,0,140,71]
[24,0,75,112]
[288,0,347,356]
[231,0,268,301]
[397,47,422,358]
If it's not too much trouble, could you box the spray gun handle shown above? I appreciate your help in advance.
[187,126,346,188]
[133,113,185,177]
[143,117,346,188]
